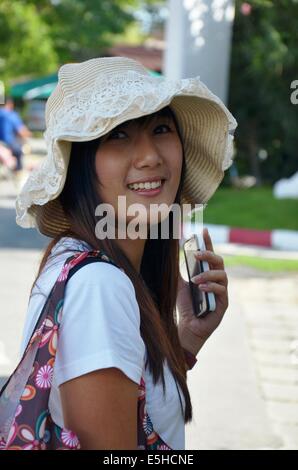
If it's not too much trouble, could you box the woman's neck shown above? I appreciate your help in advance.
[114,236,146,274]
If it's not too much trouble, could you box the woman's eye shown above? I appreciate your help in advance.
[107,130,127,140]
[155,124,172,134]
[106,124,172,140]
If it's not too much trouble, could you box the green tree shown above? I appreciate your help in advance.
[228,0,298,184]
[0,1,58,84]
[0,0,162,88]
[28,0,141,63]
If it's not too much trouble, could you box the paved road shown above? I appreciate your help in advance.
[0,168,297,449]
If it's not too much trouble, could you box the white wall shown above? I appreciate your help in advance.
[164,0,235,104]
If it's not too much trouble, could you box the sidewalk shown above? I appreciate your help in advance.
[180,261,298,449]
[235,272,298,449]
[0,249,43,380]
[185,272,282,450]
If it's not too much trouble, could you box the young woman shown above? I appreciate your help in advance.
[4,57,237,450]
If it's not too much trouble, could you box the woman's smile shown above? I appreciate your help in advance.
[126,178,166,197]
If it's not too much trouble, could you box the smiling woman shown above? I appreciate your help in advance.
[0,56,237,451]
[95,106,183,231]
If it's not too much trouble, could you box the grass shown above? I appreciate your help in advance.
[201,186,298,231]
[180,249,298,273]
[183,185,298,273]
[222,255,298,273]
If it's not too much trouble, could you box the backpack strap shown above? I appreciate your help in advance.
[66,252,121,282]
[0,250,120,397]
[17,251,120,371]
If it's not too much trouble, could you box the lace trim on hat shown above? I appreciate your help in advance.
[15,71,237,229]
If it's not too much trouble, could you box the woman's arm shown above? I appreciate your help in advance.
[60,367,139,450]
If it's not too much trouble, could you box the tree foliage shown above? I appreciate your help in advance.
[0,1,58,83]
[1,0,296,185]
[0,0,157,87]
[228,0,298,183]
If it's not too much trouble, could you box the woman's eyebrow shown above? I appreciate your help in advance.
[113,114,173,131]
[114,120,134,131]
[140,115,173,129]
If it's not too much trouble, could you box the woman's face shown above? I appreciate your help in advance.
[95,110,183,230]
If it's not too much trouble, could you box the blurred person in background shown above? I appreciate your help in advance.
[0,96,32,177]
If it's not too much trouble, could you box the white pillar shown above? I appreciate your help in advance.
[164,0,235,104]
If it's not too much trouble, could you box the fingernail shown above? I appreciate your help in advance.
[191,275,201,283]
[199,283,208,289]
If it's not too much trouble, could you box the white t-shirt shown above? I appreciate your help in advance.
[20,237,185,449]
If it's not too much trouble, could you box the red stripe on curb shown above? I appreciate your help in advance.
[229,228,272,247]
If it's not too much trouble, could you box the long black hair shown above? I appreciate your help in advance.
[31,106,193,422]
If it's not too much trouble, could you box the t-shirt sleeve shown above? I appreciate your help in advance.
[54,262,146,387]
[10,111,24,133]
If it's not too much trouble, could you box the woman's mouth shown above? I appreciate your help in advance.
[127,179,166,197]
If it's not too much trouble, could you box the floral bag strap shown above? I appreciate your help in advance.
[0,251,109,448]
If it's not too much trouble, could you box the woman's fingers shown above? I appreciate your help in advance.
[198,281,229,312]
[191,269,228,287]
[198,281,226,294]
[203,228,214,252]
[194,249,225,269]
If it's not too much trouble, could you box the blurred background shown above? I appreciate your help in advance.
[0,0,297,450]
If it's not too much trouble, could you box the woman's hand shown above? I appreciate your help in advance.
[177,228,229,356]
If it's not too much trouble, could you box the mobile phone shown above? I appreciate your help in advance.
[183,233,216,318]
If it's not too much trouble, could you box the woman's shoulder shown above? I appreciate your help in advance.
[32,236,136,300]
[50,236,92,256]
[67,255,136,297]
[55,238,139,313]
[59,238,134,289]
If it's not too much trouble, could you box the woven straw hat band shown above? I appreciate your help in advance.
[170,96,229,206]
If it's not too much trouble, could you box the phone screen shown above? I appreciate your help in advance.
[185,247,202,279]
[183,235,207,317]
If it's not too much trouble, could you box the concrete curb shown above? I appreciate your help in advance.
[182,222,298,252]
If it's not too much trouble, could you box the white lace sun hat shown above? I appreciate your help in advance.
[15,56,237,238]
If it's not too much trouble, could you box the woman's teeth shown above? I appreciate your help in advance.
[128,180,162,191]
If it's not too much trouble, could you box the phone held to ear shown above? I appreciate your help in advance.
[183,233,216,318]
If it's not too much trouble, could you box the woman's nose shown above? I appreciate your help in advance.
[133,132,162,168]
